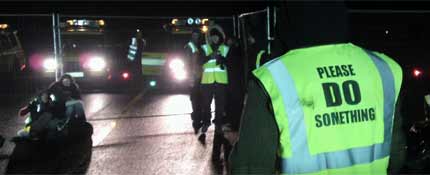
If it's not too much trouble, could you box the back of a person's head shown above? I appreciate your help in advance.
[60,74,74,82]
[276,1,349,51]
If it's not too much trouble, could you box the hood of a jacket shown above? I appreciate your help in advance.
[276,1,349,52]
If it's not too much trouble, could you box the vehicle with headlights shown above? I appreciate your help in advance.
[128,18,210,90]
[126,28,191,90]
[34,19,131,89]
[139,51,190,90]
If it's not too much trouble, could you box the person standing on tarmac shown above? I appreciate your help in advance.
[230,2,406,175]
[185,29,204,134]
[198,24,233,165]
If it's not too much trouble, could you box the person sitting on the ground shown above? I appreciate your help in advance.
[47,74,86,124]
[17,90,54,139]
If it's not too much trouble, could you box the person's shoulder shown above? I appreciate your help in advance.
[359,45,402,73]
[48,81,60,90]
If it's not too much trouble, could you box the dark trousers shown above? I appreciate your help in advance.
[30,112,53,135]
[201,83,226,128]
[190,82,202,129]
[213,130,233,161]
[201,83,230,160]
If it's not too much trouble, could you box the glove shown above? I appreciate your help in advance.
[215,55,226,70]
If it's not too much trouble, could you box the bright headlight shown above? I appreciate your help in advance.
[174,69,187,81]
[169,58,187,81]
[43,58,57,72]
[87,57,106,71]
[169,58,184,70]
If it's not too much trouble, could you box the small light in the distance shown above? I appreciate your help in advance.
[149,80,157,87]
[122,72,130,80]
[413,69,422,77]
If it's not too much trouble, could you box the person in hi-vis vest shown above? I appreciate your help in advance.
[230,2,406,175]
[185,29,204,134]
[198,25,233,165]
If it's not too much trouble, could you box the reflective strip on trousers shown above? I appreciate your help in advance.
[265,51,396,174]
[204,67,226,73]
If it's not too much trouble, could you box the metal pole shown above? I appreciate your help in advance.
[52,13,59,81]
[266,7,271,55]
[233,15,237,37]
[56,13,63,76]
[266,6,276,56]
[237,15,241,39]
[240,18,249,88]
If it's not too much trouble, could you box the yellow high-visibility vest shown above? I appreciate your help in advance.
[253,43,403,175]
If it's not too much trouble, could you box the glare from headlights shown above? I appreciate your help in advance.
[87,57,106,71]
[169,58,187,81]
[169,58,185,70]
[174,69,187,81]
[43,58,57,72]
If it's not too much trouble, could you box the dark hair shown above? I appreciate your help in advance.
[59,74,79,89]
[209,29,225,44]
[60,74,73,81]
[277,1,349,51]
[37,89,49,97]
[210,29,223,38]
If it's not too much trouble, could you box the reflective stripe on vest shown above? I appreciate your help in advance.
[187,42,198,54]
[201,44,229,57]
[253,44,401,174]
[200,44,230,84]
[207,59,217,63]
[204,67,226,73]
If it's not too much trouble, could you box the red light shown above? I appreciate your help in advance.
[122,72,130,80]
[107,74,112,80]
[413,69,422,77]
[20,64,26,71]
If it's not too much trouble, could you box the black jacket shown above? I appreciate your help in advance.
[27,96,54,125]
[47,82,81,118]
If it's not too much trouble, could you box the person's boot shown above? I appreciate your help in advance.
[223,139,233,166]
[198,133,206,145]
[192,121,202,134]
[0,135,5,148]
[212,132,223,163]
[197,125,208,145]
